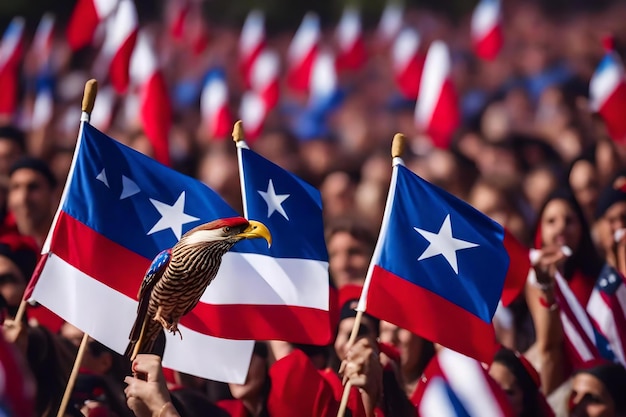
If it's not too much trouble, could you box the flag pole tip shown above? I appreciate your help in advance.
[82,79,98,114]
[391,133,407,158]
[232,120,245,143]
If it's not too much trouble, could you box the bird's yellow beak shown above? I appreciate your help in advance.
[237,220,272,248]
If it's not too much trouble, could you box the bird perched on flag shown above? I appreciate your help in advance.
[125,217,271,360]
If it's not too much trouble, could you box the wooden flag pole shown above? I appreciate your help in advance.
[56,79,98,417]
[336,133,406,417]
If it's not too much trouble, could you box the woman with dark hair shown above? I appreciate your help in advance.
[525,188,604,394]
[489,347,554,417]
[569,361,626,417]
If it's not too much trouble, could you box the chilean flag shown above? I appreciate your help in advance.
[287,12,320,93]
[471,0,503,61]
[0,17,25,118]
[239,10,265,88]
[415,349,515,416]
[235,139,331,344]
[129,31,171,166]
[239,91,267,142]
[589,38,626,144]
[30,122,256,383]
[392,28,424,100]
[201,69,232,140]
[335,7,367,72]
[67,0,119,51]
[415,41,460,149]
[249,49,280,110]
[32,13,55,69]
[357,158,526,363]
[101,0,138,94]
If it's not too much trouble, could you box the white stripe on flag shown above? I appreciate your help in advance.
[419,377,458,417]
[560,311,594,362]
[587,290,625,364]
[204,252,329,309]
[438,348,502,417]
[30,253,254,383]
[555,272,596,341]
[590,59,623,111]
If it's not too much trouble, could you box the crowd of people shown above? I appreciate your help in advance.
[1,0,626,416]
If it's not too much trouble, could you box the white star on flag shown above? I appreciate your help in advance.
[147,191,200,240]
[258,179,290,220]
[414,214,479,274]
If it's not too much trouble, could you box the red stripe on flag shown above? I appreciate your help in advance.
[600,84,626,144]
[474,25,503,61]
[50,212,150,299]
[427,79,460,149]
[501,231,530,306]
[110,30,138,94]
[554,283,601,367]
[287,47,317,93]
[366,265,498,364]
[141,72,171,166]
[66,0,100,51]
[49,212,331,344]
[0,66,18,117]
[180,303,331,345]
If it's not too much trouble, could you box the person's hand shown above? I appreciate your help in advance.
[124,354,178,417]
[531,246,569,287]
[2,319,27,354]
[340,337,383,413]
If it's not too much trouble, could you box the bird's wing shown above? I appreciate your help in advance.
[137,248,171,299]
[127,248,171,354]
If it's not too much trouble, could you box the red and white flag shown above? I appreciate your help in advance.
[201,70,232,140]
[471,0,503,61]
[101,0,138,94]
[66,0,119,51]
[239,91,267,142]
[239,10,265,88]
[335,7,367,72]
[249,49,280,110]
[414,41,460,149]
[377,0,404,43]
[0,17,25,119]
[589,37,626,144]
[32,13,55,63]
[287,12,320,93]
[415,349,515,416]
[129,31,171,166]
[392,28,424,100]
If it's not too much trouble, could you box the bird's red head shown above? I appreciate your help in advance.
[206,217,250,230]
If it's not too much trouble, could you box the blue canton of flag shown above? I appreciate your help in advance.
[64,123,238,260]
[238,147,328,262]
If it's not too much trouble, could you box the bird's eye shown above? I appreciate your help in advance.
[223,226,231,233]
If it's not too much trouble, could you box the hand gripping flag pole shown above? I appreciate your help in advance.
[336,132,406,417]
[52,79,99,417]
